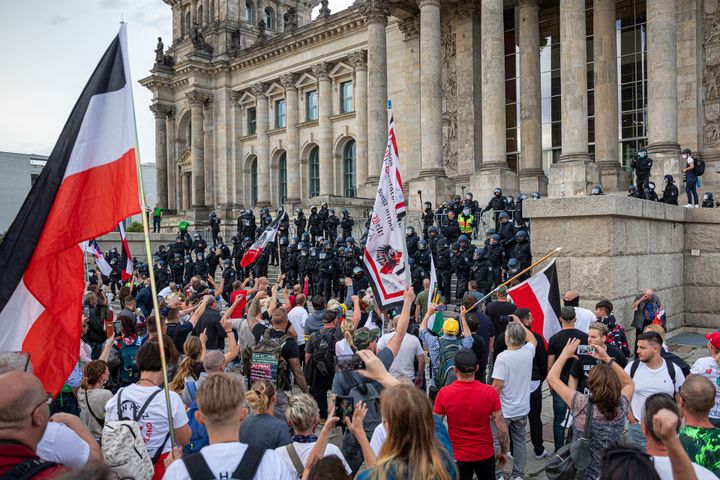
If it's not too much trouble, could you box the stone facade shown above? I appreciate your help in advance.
[523,196,720,337]
[142,0,720,226]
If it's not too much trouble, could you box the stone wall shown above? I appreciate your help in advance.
[523,196,719,341]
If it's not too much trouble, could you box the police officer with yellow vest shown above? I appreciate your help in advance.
[458,206,475,237]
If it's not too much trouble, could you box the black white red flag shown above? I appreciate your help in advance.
[507,259,562,345]
[0,25,141,394]
[118,221,134,281]
[240,212,285,268]
[363,112,408,310]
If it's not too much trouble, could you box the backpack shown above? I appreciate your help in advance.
[242,329,290,390]
[693,157,706,176]
[437,337,462,387]
[181,445,265,480]
[629,357,679,392]
[102,388,168,480]
[310,329,337,378]
[184,381,209,454]
[119,342,141,385]
[0,459,59,480]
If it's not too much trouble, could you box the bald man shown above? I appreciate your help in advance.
[0,371,68,478]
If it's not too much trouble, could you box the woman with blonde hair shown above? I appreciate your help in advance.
[354,383,455,480]
[78,359,113,442]
[169,335,203,394]
[240,380,292,450]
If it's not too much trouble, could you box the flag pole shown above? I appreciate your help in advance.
[466,247,562,313]
[123,23,177,450]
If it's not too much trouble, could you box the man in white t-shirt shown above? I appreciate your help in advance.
[288,294,309,360]
[376,316,425,386]
[625,331,685,449]
[562,290,593,333]
[37,415,102,468]
[491,317,537,479]
[642,393,716,480]
[164,373,294,480]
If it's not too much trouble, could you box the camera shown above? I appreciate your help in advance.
[435,305,447,312]
[576,345,594,356]
[335,354,366,373]
[335,395,354,424]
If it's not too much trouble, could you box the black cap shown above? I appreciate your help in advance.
[454,349,478,374]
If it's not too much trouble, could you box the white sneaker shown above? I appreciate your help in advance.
[685,204,693,208]
[512,477,524,480]
[695,204,700,208]
[507,451,513,460]
[535,448,550,459]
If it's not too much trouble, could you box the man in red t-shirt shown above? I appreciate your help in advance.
[228,280,255,319]
[0,371,69,478]
[434,350,509,480]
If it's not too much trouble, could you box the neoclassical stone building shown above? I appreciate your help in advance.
[142,0,720,224]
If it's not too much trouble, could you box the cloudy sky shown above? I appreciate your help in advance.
[0,0,353,165]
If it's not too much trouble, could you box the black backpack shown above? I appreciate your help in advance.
[182,445,265,480]
[0,459,58,480]
[629,357,681,392]
[310,328,337,377]
[694,157,706,176]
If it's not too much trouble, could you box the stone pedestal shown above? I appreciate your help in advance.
[547,160,599,197]
[469,167,519,198]
[409,172,455,210]
[519,170,548,196]
[648,143,682,184]
[597,161,631,193]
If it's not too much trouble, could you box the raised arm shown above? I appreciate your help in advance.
[351,295,361,327]
[341,278,353,307]
[547,338,580,407]
[188,295,211,328]
[385,287,415,358]
[459,306,472,338]
[220,311,239,363]
[512,314,536,347]
[420,302,437,330]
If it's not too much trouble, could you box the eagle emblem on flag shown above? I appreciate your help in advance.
[376,244,403,274]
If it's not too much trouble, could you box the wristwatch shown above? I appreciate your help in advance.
[605,358,615,366]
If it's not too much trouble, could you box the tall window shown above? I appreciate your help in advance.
[539,8,563,165]
[504,8,520,171]
[197,5,204,25]
[185,11,192,36]
[278,152,287,204]
[265,7,275,29]
[275,99,286,128]
[245,1,254,22]
[187,121,192,147]
[306,91,318,121]
[251,157,258,206]
[343,140,356,198]
[210,0,215,22]
[247,107,256,135]
[309,146,320,197]
[340,81,353,113]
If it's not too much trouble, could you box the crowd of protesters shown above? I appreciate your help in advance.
[2,197,720,479]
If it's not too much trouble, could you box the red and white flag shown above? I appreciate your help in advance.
[81,239,112,276]
[363,111,409,310]
[118,221,134,281]
[240,212,286,268]
[508,259,562,345]
[0,25,141,394]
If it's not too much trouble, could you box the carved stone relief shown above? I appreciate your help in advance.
[441,17,457,173]
[704,4,720,147]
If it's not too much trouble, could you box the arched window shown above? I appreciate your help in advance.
[251,157,258,206]
[245,1,254,22]
[197,5,204,25]
[343,140,356,198]
[264,7,275,29]
[309,146,320,198]
[185,10,192,36]
[209,0,215,22]
[278,152,287,204]
[187,120,192,147]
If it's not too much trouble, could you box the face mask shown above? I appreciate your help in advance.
[563,298,579,307]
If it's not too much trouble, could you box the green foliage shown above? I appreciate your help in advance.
[126,221,144,233]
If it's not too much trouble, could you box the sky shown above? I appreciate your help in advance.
[0,0,354,166]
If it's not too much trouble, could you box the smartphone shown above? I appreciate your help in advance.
[577,345,594,356]
[335,354,366,373]
[436,305,448,312]
[83,305,91,318]
[335,395,354,424]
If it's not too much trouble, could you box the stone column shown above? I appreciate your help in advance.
[470,0,517,196]
[186,91,208,208]
[647,0,680,179]
[166,112,176,211]
[548,0,598,197]
[594,0,626,191]
[252,82,271,207]
[203,97,214,207]
[360,0,388,186]
[150,103,171,209]
[348,51,368,188]
[518,0,547,195]
[418,0,443,175]
[313,62,333,196]
[281,73,301,205]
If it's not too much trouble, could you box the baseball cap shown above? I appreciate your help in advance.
[497,287,509,297]
[454,349,478,374]
[560,306,576,321]
[443,318,460,336]
[353,327,379,350]
[705,332,720,350]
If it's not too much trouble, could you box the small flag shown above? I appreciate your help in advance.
[118,221,134,281]
[426,254,444,334]
[428,254,437,310]
[0,25,141,394]
[507,259,562,345]
[241,212,286,268]
[82,239,112,276]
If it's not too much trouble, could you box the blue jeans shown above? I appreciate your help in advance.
[686,174,699,205]
[627,421,647,450]
[552,391,568,451]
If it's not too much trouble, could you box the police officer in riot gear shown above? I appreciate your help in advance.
[646,182,658,201]
[458,234,472,255]
[463,192,479,215]
[297,246,311,291]
[510,230,532,272]
[590,185,604,196]
[279,236,290,274]
[471,248,493,295]
[308,205,323,242]
[659,175,679,205]
[183,254,195,285]
[207,247,220,278]
[427,226,440,255]
[352,266,369,292]
[421,201,434,239]
[220,259,236,302]
[217,237,231,260]
[504,258,522,286]
[531,192,541,200]
[515,193,528,229]
[210,211,221,246]
[295,208,307,237]
[702,192,717,208]
[308,246,320,295]
[318,202,330,232]
[340,208,354,239]
[631,147,653,199]
[458,207,475,239]
[414,239,432,272]
[497,211,516,257]
[406,225,419,257]
[192,233,207,255]
[628,185,642,199]
[156,260,171,290]
[170,253,184,284]
[277,207,289,239]
[194,252,209,278]
[286,243,299,285]
[450,242,472,301]
[482,187,509,230]
[325,209,340,243]
[442,210,461,244]
[485,233,506,288]
[435,236,452,299]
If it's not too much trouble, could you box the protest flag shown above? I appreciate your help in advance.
[118,221,134,281]
[240,212,286,268]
